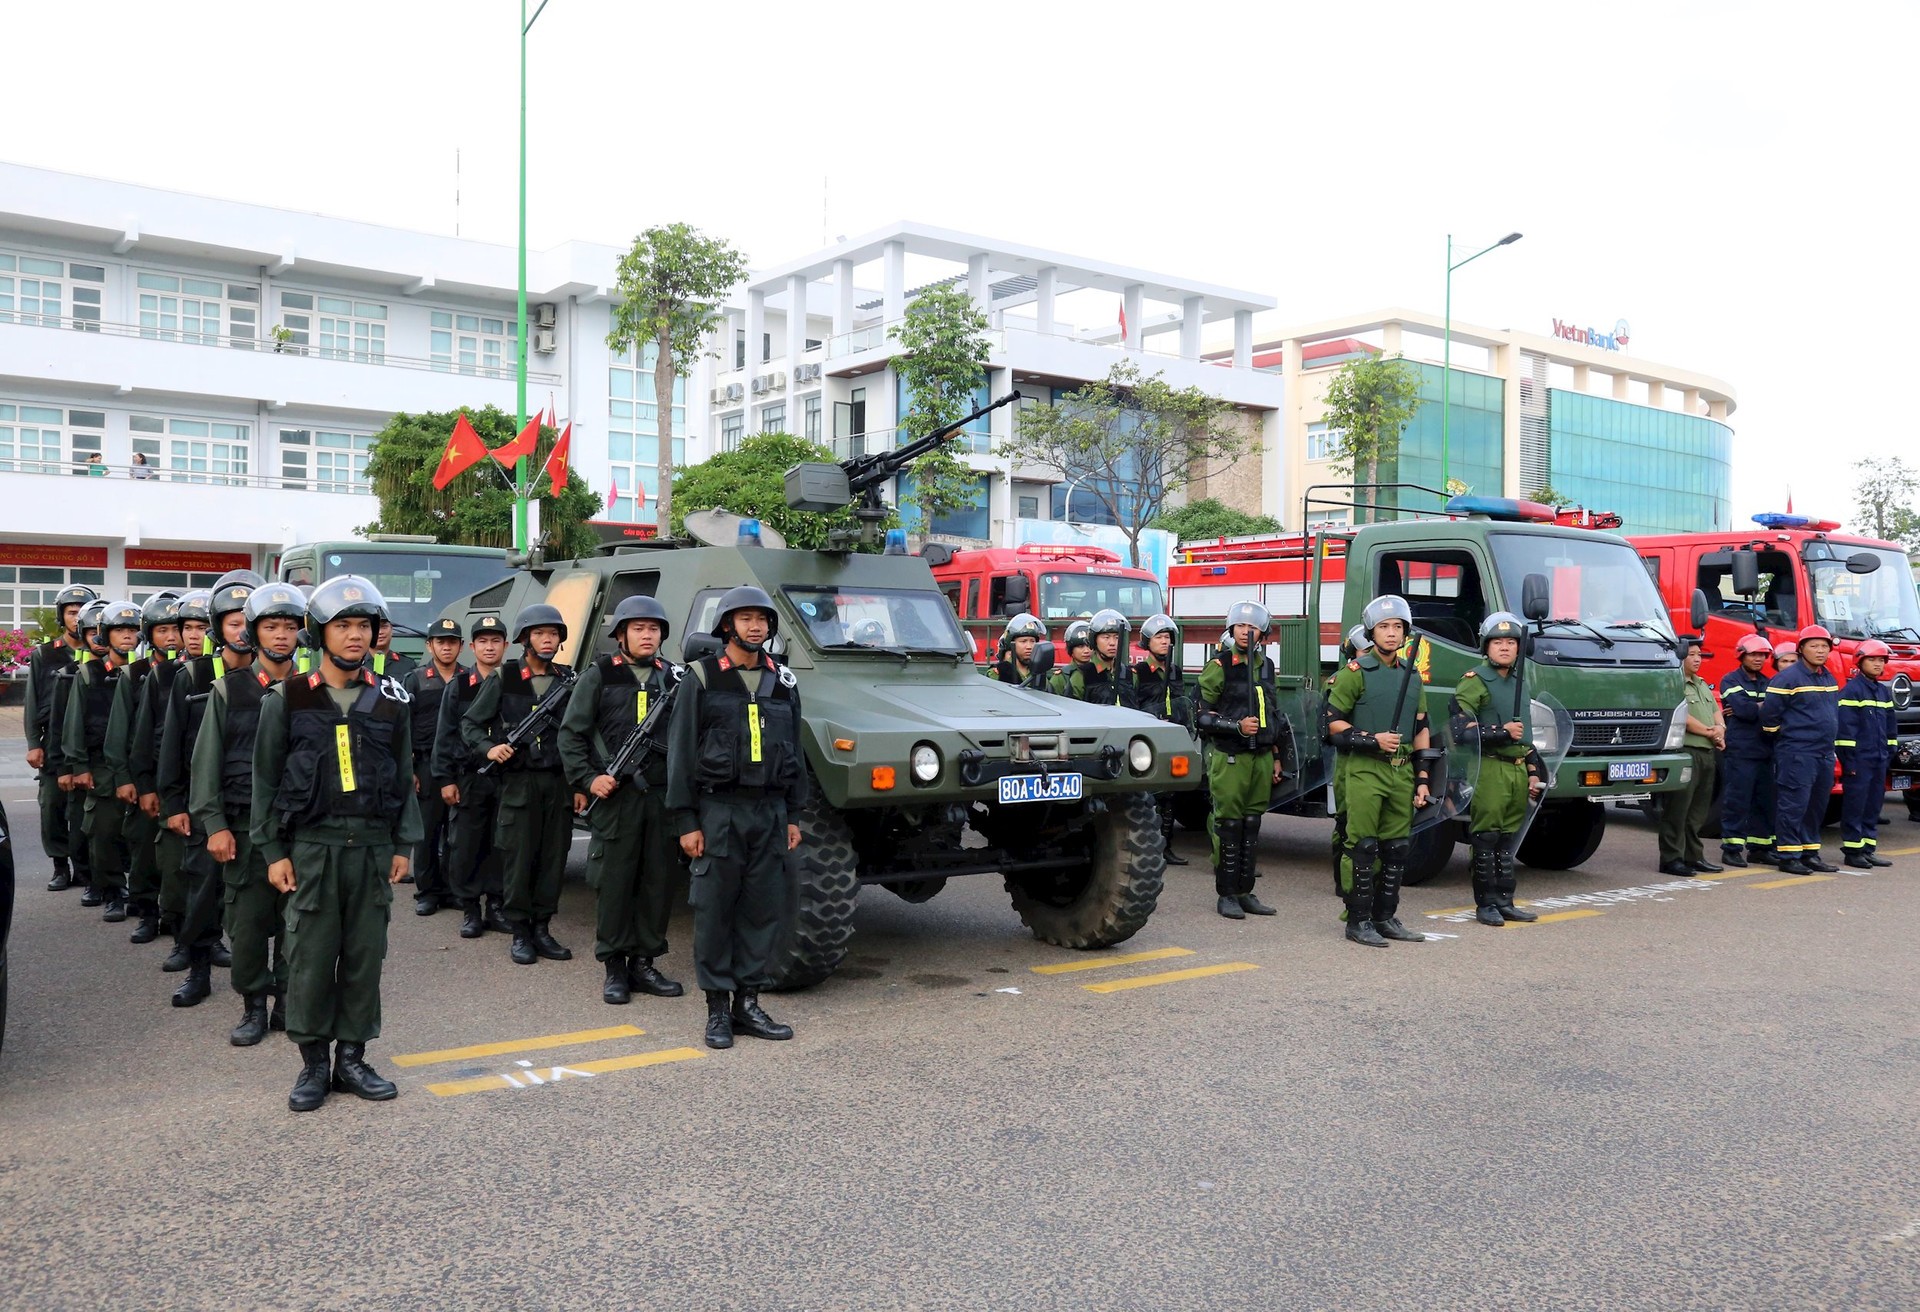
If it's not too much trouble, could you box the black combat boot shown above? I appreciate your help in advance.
[1237,817,1276,915]
[532,918,572,961]
[1866,847,1894,867]
[102,892,128,923]
[1721,843,1749,869]
[332,1043,398,1101]
[289,1041,333,1113]
[629,958,684,998]
[1803,851,1839,873]
[269,990,287,1032]
[1470,831,1504,927]
[230,993,270,1046]
[413,893,439,916]
[484,898,514,935]
[161,939,191,972]
[1345,842,1388,948]
[1373,840,1425,942]
[171,948,213,1006]
[211,939,232,968]
[458,902,485,939]
[731,990,794,1041]
[704,990,734,1050]
[1214,817,1246,919]
[1845,848,1875,869]
[509,921,538,966]
[80,883,105,907]
[603,955,631,1005]
[129,900,161,943]
[1495,840,1538,922]
[46,858,72,892]
[1159,800,1188,865]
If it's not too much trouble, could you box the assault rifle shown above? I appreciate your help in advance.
[477,667,577,776]
[582,670,684,817]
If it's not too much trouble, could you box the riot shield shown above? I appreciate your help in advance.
[1510,693,1575,852]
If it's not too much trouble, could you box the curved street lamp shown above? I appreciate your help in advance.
[1442,231,1522,495]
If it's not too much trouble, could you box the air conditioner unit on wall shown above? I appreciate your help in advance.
[532,327,557,354]
[773,370,787,391]
[751,375,770,395]
[534,302,557,328]
[725,382,745,402]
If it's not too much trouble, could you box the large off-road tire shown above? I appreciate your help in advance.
[1518,800,1607,870]
[763,789,860,992]
[1005,793,1164,949]
[1402,823,1456,886]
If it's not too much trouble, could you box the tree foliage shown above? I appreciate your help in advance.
[1151,497,1280,541]
[1850,457,1920,549]
[669,431,882,550]
[1528,483,1575,509]
[889,284,993,526]
[999,360,1243,567]
[1323,355,1422,524]
[606,223,750,529]
[359,405,603,560]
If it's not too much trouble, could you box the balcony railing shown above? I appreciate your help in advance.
[0,310,563,384]
[0,455,375,496]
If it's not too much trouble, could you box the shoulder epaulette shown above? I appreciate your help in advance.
[1461,670,1478,679]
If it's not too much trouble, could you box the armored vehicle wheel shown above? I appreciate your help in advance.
[1518,800,1607,870]
[764,787,860,992]
[1005,793,1164,950]
[1401,824,1455,886]
[1171,788,1211,833]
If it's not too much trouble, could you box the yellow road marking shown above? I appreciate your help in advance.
[426,1046,705,1097]
[392,1024,646,1068]
[1700,868,1770,880]
[1749,875,1836,890]
[1082,962,1258,994]
[1876,845,1920,857]
[1509,909,1605,926]
[1031,947,1195,975]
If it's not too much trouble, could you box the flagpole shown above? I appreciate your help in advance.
[515,0,551,554]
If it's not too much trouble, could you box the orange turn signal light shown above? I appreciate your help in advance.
[871,766,896,790]
[833,738,855,751]
[1581,770,1604,787]
[1170,755,1191,777]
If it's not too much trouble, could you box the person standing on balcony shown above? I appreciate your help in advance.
[86,452,107,476]
[24,584,96,892]
[131,452,157,480]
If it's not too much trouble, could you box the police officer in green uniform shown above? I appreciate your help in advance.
[1046,620,1093,697]
[1449,613,1547,927]
[1065,609,1138,708]
[61,599,144,923]
[371,617,417,681]
[1327,595,1433,948]
[402,618,465,917]
[131,589,209,951]
[986,613,1050,688]
[24,583,96,892]
[187,583,305,1042]
[254,576,423,1113]
[1194,601,1287,919]
[1133,614,1192,866]
[460,603,576,965]
[1325,624,1370,903]
[106,592,181,944]
[561,596,687,1006]
[667,586,806,1050]
[435,615,511,939]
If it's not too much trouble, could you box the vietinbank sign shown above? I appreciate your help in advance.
[1552,317,1631,351]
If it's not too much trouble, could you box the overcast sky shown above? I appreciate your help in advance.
[13,1,1915,530]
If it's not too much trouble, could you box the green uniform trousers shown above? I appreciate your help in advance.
[156,827,187,927]
[83,791,130,896]
[37,774,83,867]
[220,830,287,999]
[1658,745,1718,866]
[126,806,160,904]
[283,837,395,1046]
[689,795,789,994]
[496,770,571,923]
[444,775,504,907]
[586,785,680,964]
[1331,754,1351,895]
[1470,753,1532,836]
[1205,747,1273,864]
[1342,754,1415,842]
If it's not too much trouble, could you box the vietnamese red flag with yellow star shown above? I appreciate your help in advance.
[490,412,542,469]
[541,421,572,494]
[431,412,488,490]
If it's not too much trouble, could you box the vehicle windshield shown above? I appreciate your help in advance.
[320,550,512,634]
[1804,545,1920,640]
[1488,532,1675,640]
[785,586,972,655]
[1037,572,1164,623]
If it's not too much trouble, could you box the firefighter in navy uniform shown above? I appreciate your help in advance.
[435,615,510,939]
[61,599,145,923]
[1716,634,1777,868]
[1194,601,1288,919]
[254,575,422,1113]
[560,596,687,1006]
[1837,639,1898,868]
[401,618,465,917]
[1132,614,1193,866]
[1762,624,1841,875]
[460,603,576,965]
[106,592,181,944]
[1065,609,1138,708]
[1449,613,1547,927]
[186,583,305,1043]
[23,583,96,892]
[667,586,806,1051]
[987,613,1049,688]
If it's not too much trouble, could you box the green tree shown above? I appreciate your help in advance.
[359,405,603,560]
[1323,355,1422,524]
[1528,483,1574,509]
[1151,497,1280,541]
[999,360,1243,568]
[669,431,879,550]
[1851,456,1920,548]
[606,223,750,530]
[889,284,994,527]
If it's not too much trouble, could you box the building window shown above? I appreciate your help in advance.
[68,263,104,332]
[279,428,374,494]
[1018,494,1041,520]
[1306,421,1344,461]
[128,570,228,605]
[720,413,743,452]
[67,409,104,473]
[897,473,992,540]
[132,414,251,486]
[136,272,256,346]
[431,310,511,376]
[0,565,105,631]
[609,342,686,434]
[899,374,992,453]
[0,252,64,326]
[803,394,822,441]
[0,402,62,474]
[279,292,384,362]
[761,402,786,434]
[606,426,687,527]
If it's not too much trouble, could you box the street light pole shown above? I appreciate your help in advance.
[1441,231,1522,496]
[514,0,552,554]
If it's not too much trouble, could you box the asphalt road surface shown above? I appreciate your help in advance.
[3,775,1918,1310]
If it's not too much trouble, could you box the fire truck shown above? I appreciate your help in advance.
[1164,495,1701,881]
[1631,513,1920,817]
[922,542,1164,664]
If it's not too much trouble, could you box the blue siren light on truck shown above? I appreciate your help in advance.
[1444,494,1556,523]
[1752,512,1842,531]
[737,518,764,546]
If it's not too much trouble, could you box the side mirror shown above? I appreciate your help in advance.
[1521,573,1550,622]
[1690,588,1710,632]
[1730,548,1761,596]
[1030,642,1056,675]
[1847,552,1883,575]
[1003,574,1030,609]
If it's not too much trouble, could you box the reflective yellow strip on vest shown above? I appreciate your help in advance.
[747,701,763,762]
[636,689,648,722]
[1255,686,1267,729]
[335,724,357,792]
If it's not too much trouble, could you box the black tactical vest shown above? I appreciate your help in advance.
[1208,653,1282,750]
[592,655,674,788]
[1076,659,1134,709]
[217,666,273,815]
[688,654,799,793]
[80,659,121,755]
[992,656,1040,689]
[1133,657,1191,726]
[494,659,571,773]
[31,640,75,735]
[145,655,184,762]
[407,665,453,762]
[274,671,407,829]
[440,669,489,778]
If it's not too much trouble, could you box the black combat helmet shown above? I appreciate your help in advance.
[306,575,388,670]
[605,595,671,642]
[511,602,569,648]
[245,583,308,650]
[139,592,183,644]
[711,585,780,649]
[97,599,144,634]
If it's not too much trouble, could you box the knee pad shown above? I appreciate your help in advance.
[1349,837,1380,870]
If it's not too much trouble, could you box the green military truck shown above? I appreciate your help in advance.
[1169,493,1707,881]
[276,537,513,659]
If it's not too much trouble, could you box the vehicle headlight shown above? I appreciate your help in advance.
[1128,737,1154,775]
[910,742,941,784]
[1529,699,1559,755]
[1665,702,1688,751]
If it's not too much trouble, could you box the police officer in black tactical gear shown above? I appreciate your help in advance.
[402,618,466,917]
[560,595,687,1006]
[61,598,145,922]
[24,583,96,892]
[107,591,181,944]
[460,602,576,965]
[667,585,806,1050]
[134,590,211,964]
[435,615,510,939]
